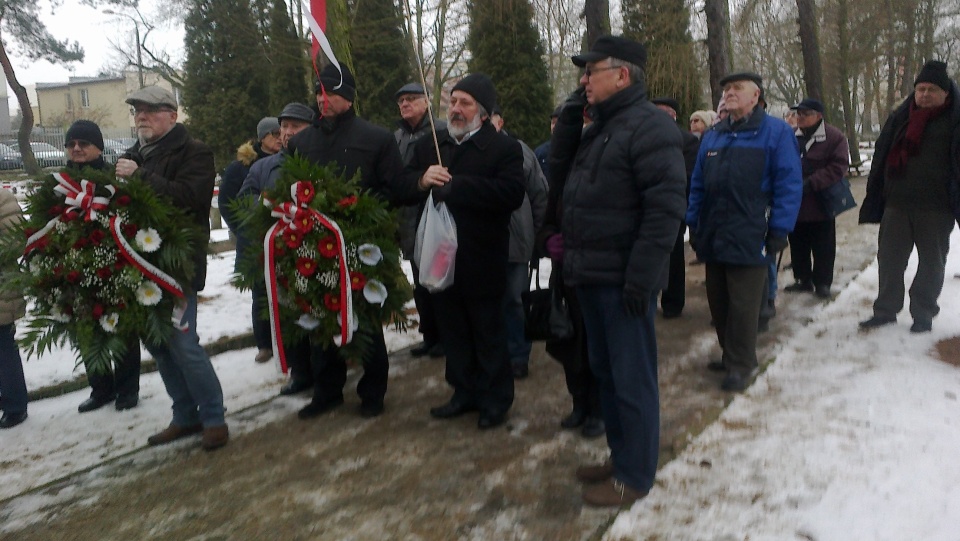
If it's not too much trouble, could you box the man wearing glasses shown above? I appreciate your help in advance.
[547,35,686,507]
[115,85,229,451]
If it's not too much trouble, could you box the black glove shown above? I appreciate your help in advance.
[623,289,650,318]
[558,86,587,123]
[688,228,698,252]
[765,233,788,254]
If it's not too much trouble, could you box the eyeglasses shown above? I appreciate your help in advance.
[64,140,93,149]
[796,110,819,117]
[397,95,424,106]
[583,65,620,77]
[267,129,281,137]
[130,104,175,115]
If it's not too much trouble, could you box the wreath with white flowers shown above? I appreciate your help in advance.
[230,155,411,370]
[0,167,202,372]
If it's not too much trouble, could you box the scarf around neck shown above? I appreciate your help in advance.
[887,96,952,172]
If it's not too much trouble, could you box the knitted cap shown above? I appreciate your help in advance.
[256,117,280,140]
[914,60,951,92]
[65,120,105,151]
[451,73,498,115]
[316,62,357,102]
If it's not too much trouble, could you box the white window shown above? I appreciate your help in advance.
[66,93,73,110]
[80,89,90,108]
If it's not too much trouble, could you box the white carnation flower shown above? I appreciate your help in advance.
[136,281,163,306]
[135,227,162,252]
[100,312,119,332]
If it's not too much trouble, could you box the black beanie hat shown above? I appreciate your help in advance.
[316,62,356,102]
[451,73,498,115]
[65,120,104,151]
[914,60,951,92]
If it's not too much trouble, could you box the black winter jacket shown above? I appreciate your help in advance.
[559,83,687,298]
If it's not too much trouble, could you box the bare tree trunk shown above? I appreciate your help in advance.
[581,0,609,50]
[0,37,40,175]
[795,0,824,104]
[899,0,919,97]
[704,0,731,108]
[836,0,862,168]
[884,0,898,113]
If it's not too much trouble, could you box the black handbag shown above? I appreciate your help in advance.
[522,261,573,341]
[816,177,857,218]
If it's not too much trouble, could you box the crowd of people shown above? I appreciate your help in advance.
[1,34,959,510]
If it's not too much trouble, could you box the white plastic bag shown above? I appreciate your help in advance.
[414,192,457,292]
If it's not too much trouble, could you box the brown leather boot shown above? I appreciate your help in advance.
[575,460,614,483]
[582,478,648,507]
[147,423,202,446]
[201,424,229,451]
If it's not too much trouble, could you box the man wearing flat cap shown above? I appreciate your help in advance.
[783,98,849,300]
[687,72,802,393]
[859,60,960,334]
[287,62,405,420]
[545,35,686,507]
[393,83,446,360]
[115,85,229,451]
[400,73,524,430]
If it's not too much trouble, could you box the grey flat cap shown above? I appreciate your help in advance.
[125,85,178,108]
[395,83,426,98]
[277,102,315,123]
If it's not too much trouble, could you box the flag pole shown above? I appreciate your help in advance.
[401,0,443,167]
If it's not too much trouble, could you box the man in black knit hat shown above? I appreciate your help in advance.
[860,60,960,334]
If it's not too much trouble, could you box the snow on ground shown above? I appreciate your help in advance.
[607,227,960,541]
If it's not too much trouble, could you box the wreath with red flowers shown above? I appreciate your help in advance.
[0,167,201,372]
[231,156,411,366]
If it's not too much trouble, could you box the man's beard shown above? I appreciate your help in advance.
[447,112,482,139]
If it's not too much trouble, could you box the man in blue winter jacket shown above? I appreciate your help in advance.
[686,72,802,392]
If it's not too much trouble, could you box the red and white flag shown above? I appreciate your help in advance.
[302,0,342,89]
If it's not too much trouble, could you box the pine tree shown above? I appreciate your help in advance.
[467,0,553,146]
[349,0,414,128]
[622,0,702,119]
[267,0,310,113]
[182,0,271,168]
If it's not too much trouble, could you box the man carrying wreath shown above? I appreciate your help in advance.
[114,86,229,451]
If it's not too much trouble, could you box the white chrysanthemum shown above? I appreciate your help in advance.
[135,227,162,252]
[363,280,388,307]
[296,314,321,330]
[100,312,119,332]
[357,243,382,266]
[136,281,163,306]
[50,305,71,323]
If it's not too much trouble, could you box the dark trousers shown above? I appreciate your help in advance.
[251,282,272,350]
[874,207,955,324]
[433,289,514,414]
[284,337,313,384]
[788,219,837,288]
[576,285,660,492]
[545,279,600,417]
[311,328,389,406]
[660,223,686,315]
[0,324,27,415]
[705,263,767,375]
[411,262,440,345]
[86,339,141,400]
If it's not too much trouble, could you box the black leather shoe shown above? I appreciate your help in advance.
[78,395,115,413]
[859,315,896,330]
[560,407,587,429]
[297,396,344,419]
[706,359,726,372]
[427,343,445,358]
[814,285,832,299]
[581,416,605,439]
[115,395,139,411]
[910,320,932,333]
[410,341,436,357]
[429,399,477,419]
[721,372,749,392]
[359,401,385,418]
[0,411,27,429]
[784,280,813,293]
[477,410,506,429]
[279,379,313,396]
[662,310,682,319]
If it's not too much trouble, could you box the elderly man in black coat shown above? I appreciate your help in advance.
[402,73,525,430]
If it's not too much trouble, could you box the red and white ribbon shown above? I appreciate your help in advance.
[263,181,354,374]
[25,172,115,254]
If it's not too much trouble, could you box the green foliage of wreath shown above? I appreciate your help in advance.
[230,155,411,361]
[0,166,202,373]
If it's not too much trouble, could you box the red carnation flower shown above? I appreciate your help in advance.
[296,257,317,277]
[296,182,315,204]
[92,304,105,319]
[318,236,338,258]
[115,195,132,207]
[284,229,304,249]
[349,271,367,291]
[96,266,112,279]
[89,229,106,245]
[122,223,138,237]
[73,237,89,249]
[323,293,341,311]
[66,271,81,283]
[293,209,314,233]
[61,210,78,223]
[337,195,358,208]
[48,205,64,216]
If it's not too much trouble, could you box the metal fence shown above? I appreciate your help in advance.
[0,127,138,170]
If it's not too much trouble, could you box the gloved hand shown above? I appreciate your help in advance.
[623,289,650,318]
[545,234,564,264]
[765,233,788,254]
[558,86,587,123]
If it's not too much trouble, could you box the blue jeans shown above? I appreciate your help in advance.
[503,262,532,367]
[576,285,659,492]
[145,293,226,427]
[0,324,27,415]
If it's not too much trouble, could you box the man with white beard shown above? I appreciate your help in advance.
[399,73,525,430]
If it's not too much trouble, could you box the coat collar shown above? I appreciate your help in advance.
[443,120,497,150]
